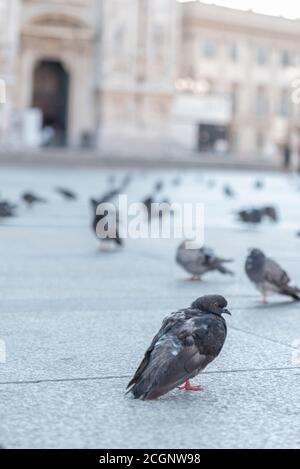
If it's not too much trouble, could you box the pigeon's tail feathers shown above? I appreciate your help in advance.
[126,355,156,399]
[126,354,150,391]
[217,263,234,276]
[280,285,300,301]
[218,257,234,263]
[127,378,151,400]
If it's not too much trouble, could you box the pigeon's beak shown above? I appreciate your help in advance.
[222,308,231,316]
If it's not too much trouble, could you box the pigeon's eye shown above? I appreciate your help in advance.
[214,302,219,308]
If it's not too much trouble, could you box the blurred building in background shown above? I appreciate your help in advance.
[1,0,300,161]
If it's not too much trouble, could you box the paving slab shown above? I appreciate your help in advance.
[1,369,299,449]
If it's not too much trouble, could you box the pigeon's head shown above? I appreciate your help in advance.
[248,248,265,260]
[191,295,231,316]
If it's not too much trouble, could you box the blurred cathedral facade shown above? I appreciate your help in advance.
[1,0,300,160]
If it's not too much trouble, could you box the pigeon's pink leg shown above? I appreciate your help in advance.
[261,295,268,304]
[178,380,204,391]
[189,275,201,281]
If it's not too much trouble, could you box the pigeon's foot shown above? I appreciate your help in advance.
[260,296,268,304]
[178,380,204,392]
[188,275,201,282]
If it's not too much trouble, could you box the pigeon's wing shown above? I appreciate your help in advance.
[127,311,185,390]
[263,258,290,288]
[264,258,300,299]
[133,334,206,400]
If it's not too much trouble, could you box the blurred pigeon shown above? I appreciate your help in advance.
[223,184,235,198]
[90,198,122,248]
[176,241,234,280]
[254,179,264,190]
[55,187,77,200]
[0,200,16,218]
[127,295,230,400]
[22,192,47,207]
[154,181,164,193]
[245,248,300,303]
[237,208,264,225]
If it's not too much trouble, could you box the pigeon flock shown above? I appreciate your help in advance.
[1,170,299,402]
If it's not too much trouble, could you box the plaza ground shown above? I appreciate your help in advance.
[0,165,299,448]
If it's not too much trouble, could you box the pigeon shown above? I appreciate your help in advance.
[223,184,235,198]
[22,192,47,206]
[0,200,16,218]
[55,187,77,200]
[154,181,164,193]
[237,208,264,225]
[176,241,234,280]
[254,179,264,190]
[237,206,278,225]
[127,295,230,400]
[245,248,300,303]
[90,198,122,248]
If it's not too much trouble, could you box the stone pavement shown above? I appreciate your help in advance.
[0,148,281,171]
[0,166,299,448]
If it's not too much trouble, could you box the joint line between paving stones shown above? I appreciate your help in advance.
[0,366,299,387]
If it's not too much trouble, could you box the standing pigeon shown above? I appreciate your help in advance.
[245,248,300,303]
[0,200,17,218]
[176,241,234,280]
[90,198,122,248]
[223,184,235,198]
[237,208,264,225]
[127,295,230,400]
[22,192,47,207]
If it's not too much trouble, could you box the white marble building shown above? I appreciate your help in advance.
[1,0,300,160]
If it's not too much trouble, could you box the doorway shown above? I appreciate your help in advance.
[32,60,69,146]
